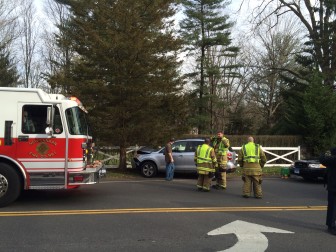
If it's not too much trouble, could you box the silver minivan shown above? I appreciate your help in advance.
[132,139,237,178]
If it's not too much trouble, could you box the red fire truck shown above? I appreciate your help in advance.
[0,87,105,207]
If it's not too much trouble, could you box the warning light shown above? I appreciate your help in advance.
[68,97,88,113]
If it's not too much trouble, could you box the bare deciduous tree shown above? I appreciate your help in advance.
[250,0,336,88]
[17,0,41,88]
[246,17,303,130]
[40,0,73,93]
[0,0,18,48]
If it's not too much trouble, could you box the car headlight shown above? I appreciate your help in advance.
[308,163,321,168]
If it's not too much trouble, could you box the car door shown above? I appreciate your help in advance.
[171,141,188,171]
[172,140,203,172]
[183,140,204,172]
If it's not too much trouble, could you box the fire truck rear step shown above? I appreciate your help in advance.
[29,185,66,190]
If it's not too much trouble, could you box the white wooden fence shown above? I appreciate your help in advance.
[232,146,301,167]
[97,146,301,168]
[96,146,141,168]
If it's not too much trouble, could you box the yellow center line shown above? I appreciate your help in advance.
[0,206,327,217]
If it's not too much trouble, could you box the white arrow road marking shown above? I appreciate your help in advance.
[207,220,294,252]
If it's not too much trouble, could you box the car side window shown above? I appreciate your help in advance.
[186,141,204,152]
[172,141,187,152]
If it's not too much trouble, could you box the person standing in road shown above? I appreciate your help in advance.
[319,147,336,236]
[194,138,217,191]
[211,130,230,190]
[238,136,267,199]
[164,138,175,181]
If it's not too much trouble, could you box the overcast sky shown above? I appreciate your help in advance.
[33,0,256,26]
[33,0,259,46]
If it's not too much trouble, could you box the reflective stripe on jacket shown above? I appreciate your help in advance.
[242,142,260,163]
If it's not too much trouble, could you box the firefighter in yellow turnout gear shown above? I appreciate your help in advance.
[238,136,267,198]
[194,138,217,191]
[211,130,230,190]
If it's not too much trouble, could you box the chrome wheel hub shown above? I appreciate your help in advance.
[0,174,8,198]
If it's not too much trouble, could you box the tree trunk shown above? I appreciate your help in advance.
[119,146,127,170]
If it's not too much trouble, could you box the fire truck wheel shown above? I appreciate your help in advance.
[0,163,22,207]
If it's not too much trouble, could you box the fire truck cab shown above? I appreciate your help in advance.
[0,87,105,207]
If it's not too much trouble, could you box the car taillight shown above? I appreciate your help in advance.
[227,152,232,161]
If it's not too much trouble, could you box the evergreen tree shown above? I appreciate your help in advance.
[270,0,336,153]
[281,72,336,156]
[0,45,19,87]
[278,39,336,156]
[179,0,237,134]
[269,0,336,155]
[54,0,187,169]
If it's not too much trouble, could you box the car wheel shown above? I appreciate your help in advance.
[140,161,158,178]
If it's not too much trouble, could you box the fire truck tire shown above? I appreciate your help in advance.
[0,163,22,207]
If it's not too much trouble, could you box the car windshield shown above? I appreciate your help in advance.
[65,107,91,135]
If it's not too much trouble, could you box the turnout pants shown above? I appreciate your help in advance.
[197,172,211,191]
[242,175,262,198]
[215,155,227,189]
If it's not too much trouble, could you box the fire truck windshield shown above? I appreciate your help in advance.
[65,107,91,135]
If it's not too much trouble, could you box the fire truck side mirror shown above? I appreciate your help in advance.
[45,126,53,135]
[46,106,54,137]
[46,107,52,125]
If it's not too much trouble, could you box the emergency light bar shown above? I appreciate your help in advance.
[69,97,88,113]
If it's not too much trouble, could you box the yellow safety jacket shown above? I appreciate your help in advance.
[195,144,216,174]
[242,142,260,163]
[212,137,229,155]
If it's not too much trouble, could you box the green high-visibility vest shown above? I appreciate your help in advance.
[242,142,260,163]
[196,144,213,164]
[212,138,229,155]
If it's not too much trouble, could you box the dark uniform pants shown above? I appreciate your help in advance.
[242,175,262,198]
[327,191,336,229]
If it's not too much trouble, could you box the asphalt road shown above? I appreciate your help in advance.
[0,175,334,252]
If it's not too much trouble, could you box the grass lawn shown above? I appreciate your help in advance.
[104,168,141,180]
[102,166,288,180]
